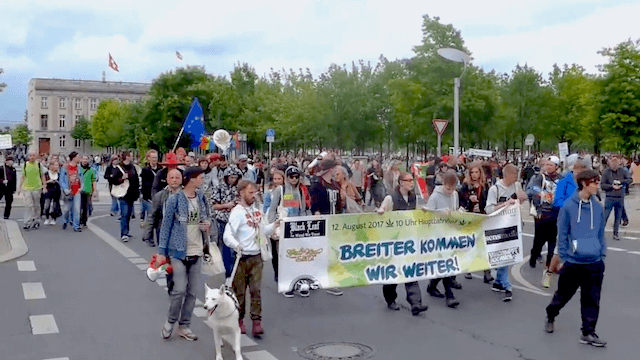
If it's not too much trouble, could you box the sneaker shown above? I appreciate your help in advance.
[446,297,459,308]
[161,321,173,339]
[529,260,536,268]
[537,255,544,263]
[239,319,246,335]
[411,304,428,316]
[121,235,129,242]
[43,219,50,225]
[580,333,606,347]
[73,228,82,232]
[3,216,8,220]
[283,291,295,298]
[622,219,629,228]
[492,283,506,292]
[177,326,198,341]
[427,287,445,298]
[450,278,462,289]
[541,271,552,288]
[464,273,473,279]
[387,302,401,311]
[483,271,494,283]
[503,290,513,302]
[62,223,67,230]
[326,288,343,296]
[299,289,310,297]
[544,317,554,333]
[613,234,620,241]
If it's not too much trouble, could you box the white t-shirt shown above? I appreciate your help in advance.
[185,195,204,256]
[224,203,277,255]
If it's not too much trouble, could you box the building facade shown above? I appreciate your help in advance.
[27,78,151,155]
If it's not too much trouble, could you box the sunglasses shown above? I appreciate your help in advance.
[288,175,300,179]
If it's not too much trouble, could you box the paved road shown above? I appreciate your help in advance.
[2,208,640,359]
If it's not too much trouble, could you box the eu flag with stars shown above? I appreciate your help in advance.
[183,97,206,149]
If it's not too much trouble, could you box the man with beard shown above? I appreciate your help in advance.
[224,180,280,337]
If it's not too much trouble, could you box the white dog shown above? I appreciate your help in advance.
[203,284,243,360]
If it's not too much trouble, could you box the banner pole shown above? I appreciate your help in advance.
[172,125,185,153]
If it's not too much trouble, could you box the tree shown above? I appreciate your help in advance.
[0,68,7,93]
[71,116,92,153]
[598,39,640,155]
[11,124,33,146]
[90,100,130,148]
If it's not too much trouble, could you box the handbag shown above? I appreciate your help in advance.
[243,207,273,262]
[529,203,538,217]
[201,243,225,276]
[110,166,129,198]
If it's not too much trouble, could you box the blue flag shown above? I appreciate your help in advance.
[182,97,206,149]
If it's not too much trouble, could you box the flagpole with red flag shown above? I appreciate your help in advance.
[108,53,119,72]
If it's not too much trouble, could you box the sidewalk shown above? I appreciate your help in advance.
[0,219,28,263]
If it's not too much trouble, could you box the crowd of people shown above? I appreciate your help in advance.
[0,146,634,348]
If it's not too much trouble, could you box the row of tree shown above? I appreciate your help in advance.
[85,15,640,157]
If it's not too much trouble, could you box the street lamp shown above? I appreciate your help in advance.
[437,48,472,157]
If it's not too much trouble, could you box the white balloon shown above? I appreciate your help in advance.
[213,129,231,151]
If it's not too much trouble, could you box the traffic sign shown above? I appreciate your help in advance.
[0,134,12,149]
[432,119,449,136]
[266,129,275,137]
[266,136,275,143]
[525,134,535,146]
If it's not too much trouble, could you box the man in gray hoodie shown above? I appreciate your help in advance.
[424,170,461,308]
[486,164,527,302]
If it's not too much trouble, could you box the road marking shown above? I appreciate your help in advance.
[195,298,203,306]
[87,215,140,258]
[607,247,626,251]
[17,260,36,271]
[135,264,148,270]
[628,251,640,255]
[43,358,70,360]
[22,282,46,300]
[244,350,279,360]
[30,314,60,335]
[128,257,148,264]
[193,307,208,318]
[217,332,258,347]
[156,278,167,286]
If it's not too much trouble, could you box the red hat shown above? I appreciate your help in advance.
[161,152,182,166]
[207,153,222,162]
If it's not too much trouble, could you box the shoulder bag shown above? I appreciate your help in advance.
[110,166,129,198]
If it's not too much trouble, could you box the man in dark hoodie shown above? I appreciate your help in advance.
[0,156,17,219]
[601,154,631,241]
[545,170,607,347]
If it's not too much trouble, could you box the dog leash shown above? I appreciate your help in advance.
[224,252,241,289]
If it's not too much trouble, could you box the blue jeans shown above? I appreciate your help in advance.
[217,221,236,278]
[63,193,81,230]
[167,256,202,327]
[140,199,152,222]
[495,266,512,291]
[604,197,623,236]
[110,195,120,215]
[118,198,133,237]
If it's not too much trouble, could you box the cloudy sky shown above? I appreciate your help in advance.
[1,0,638,126]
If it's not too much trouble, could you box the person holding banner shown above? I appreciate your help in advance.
[486,164,527,302]
[424,170,461,308]
[377,172,429,315]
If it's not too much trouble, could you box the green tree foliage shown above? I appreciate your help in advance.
[598,39,640,155]
[90,100,131,148]
[11,124,33,146]
[71,116,92,152]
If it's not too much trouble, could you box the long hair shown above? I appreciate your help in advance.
[464,161,486,189]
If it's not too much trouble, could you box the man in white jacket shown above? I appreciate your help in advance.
[224,180,279,337]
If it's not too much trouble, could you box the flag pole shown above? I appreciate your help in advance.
[172,124,185,153]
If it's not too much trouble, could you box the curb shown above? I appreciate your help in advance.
[0,220,29,263]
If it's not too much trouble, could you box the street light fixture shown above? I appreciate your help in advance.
[437,48,471,157]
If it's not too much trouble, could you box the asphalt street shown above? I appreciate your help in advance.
[1,206,640,359]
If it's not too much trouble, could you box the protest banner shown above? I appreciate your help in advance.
[278,204,523,293]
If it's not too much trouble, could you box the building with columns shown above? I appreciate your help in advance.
[27,78,151,155]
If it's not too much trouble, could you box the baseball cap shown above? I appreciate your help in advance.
[238,154,248,161]
[548,156,560,166]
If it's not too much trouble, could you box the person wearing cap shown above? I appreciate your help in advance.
[0,155,17,219]
[526,155,563,287]
[309,155,344,296]
[158,166,210,341]
[206,153,222,189]
[152,153,183,197]
[236,154,257,183]
[211,166,242,277]
[267,166,310,297]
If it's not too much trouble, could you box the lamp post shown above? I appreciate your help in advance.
[437,48,471,157]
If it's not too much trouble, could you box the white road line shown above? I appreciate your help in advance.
[156,278,167,287]
[22,282,46,300]
[628,251,640,255]
[30,314,60,335]
[135,264,148,270]
[128,257,148,264]
[244,350,279,360]
[607,247,626,252]
[87,215,140,258]
[219,333,258,347]
[195,298,203,306]
[43,358,70,360]
[17,260,36,271]
[193,307,208,318]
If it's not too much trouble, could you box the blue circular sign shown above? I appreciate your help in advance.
[266,128,275,137]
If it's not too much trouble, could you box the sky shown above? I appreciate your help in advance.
[1,0,639,126]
